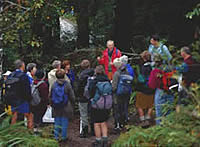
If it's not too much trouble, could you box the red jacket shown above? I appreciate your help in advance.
[98,47,121,75]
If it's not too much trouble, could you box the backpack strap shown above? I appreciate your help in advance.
[35,80,45,88]
[116,48,118,56]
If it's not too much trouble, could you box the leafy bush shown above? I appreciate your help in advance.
[0,116,58,147]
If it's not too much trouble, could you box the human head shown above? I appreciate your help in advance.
[52,60,61,70]
[62,60,71,71]
[81,60,90,69]
[95,65,105,75]
[141,51,151,62]
[150,34,160,46]
[120,55,128,65]
[107,40,114,50]
[56,69,65,79]
[35,69,46,80]
[14,59,25,71]
[113,58,123,69]
[26,63,37,76]
[181,46,191,58]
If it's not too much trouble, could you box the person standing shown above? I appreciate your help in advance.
[77,60,94,138]
[135,51,154,127]
[148,35,172,63]
[62,60,75,88]
[9,60,33,129]
[97,40,121,80]
[50,69,75,142]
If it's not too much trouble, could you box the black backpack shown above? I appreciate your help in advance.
[3,72,24,106]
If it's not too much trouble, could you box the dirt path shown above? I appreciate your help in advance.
[60,116,120,147]
[59,111,148,147]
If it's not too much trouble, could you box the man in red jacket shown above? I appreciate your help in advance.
[97,40,121,80]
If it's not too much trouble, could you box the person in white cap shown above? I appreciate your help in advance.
[1,71,12,115]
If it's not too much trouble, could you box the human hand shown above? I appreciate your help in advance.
[97,57,101,61]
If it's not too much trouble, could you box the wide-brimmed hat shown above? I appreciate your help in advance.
[120,55,128,65]
[3,71,12,76]
[113,58,123,68]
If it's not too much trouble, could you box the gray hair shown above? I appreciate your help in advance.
[181,46,191,55]
[14,59,25,69]
[107,40,114,45]
[26,63,36,72]
[52,60,61,69]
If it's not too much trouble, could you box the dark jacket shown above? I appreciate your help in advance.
[136,62,155,95]
[51,79,75,119]
[31,80,49,114]
[77,68,94,102]
[10,70,32,103]
[89,75,110,98]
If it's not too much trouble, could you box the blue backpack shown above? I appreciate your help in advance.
[126,64,134,78]
[116,74,133,96]
[91,81,113,110]
[52,82,68,108]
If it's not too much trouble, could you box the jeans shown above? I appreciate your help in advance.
[154,88,174,125]
[54,117,68,140]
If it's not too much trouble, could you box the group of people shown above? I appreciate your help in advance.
[0,35,199,147]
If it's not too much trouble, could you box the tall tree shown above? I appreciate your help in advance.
[76,0,90,48]
[114,0,135,52]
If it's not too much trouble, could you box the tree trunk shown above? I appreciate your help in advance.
[76,0,90,48]
[114,0,135,52]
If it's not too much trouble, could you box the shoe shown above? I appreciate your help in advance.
[140,120,150,128]
[102,137,108,147]
[92,140,102,147]
[80,126,88,138]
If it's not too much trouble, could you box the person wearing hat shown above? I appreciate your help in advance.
[1,71,12,115]
[119,55,134,123]
[31,70,49,133]
[112,58,130,131]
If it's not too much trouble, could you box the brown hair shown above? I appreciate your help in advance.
[81,60,90,69]
[56,69,65,79]
[95,65,105,75]
[62,60,70,69]
[141,51,151,61]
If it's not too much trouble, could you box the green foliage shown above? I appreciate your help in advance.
[113,84,200,147]
[186,3,200,19]
[0,116,58,147]
[0,0,68,69]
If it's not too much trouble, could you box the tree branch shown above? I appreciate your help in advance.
[2,0,30,10]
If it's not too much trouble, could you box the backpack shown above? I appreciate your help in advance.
[30,81,45,106]
[83,76,95,99]
[3,72,24,106]
[160,70,178,92]
[126,64,134,78]
[116,74,133,96]
[51,82,68,108]
[91,81,112,110]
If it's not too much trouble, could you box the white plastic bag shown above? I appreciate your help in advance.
[42,106,54,123]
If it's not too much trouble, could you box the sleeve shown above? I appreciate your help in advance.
[98,51,105,65]
[23,74,32,101]
[112,72,120,92]
[117,49,122,58]
[148,45,153,54]
[65,82,75,107]
[163,45,172,61]
[88,78,97,98]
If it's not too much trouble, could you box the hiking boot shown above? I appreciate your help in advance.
[92,140,102,147]
[140,120,150,128]
[80,126,88,138]
[102,137,108,147]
